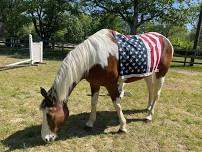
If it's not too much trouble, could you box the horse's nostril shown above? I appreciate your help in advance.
[51,135,55,141]
[43,134,57,142]
[45,138,48,142]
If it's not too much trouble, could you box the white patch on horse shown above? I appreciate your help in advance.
[118,82,125,98]
[113,97,127,132]
[41,109,57,142]
[86,91,99,127]
[144,74,165,121]
[51,29,118,103]
[88,29,118,68]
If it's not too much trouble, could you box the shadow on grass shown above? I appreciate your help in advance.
[2,109,147,151]
[0,48,72,61]
[0,48,29,59]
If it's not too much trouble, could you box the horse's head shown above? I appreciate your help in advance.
[40,87,69,142]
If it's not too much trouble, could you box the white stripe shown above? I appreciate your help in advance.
[136,35,151,73]
[120,72,153,79]
[147,33,162,71]
[140,34,157,72]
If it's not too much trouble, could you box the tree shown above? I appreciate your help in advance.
[65,15,85,43]
[27,0,71,44]
[82,0,198,34]
[62,12,125,43]
[0,0,30,38]
[143,21,171,36]
[190,3,202,66]
[77,13,93,38]
[168,26,192,49]
[144,22,192,49]
[90,13,125,34]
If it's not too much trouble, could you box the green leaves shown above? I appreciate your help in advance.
[0,0,31,37]
[82,0,199,34]
[26,0,69,41]
[0,0,201,48]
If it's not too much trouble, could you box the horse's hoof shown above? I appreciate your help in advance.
[117,128,127,133]
[84,125,93,131]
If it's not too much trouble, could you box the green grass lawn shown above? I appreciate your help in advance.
[0,53,202,152]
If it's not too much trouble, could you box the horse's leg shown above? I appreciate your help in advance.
[118,82,125,98]
[118,82,132,98]
[144,75,154,111]
[85,84,100,129]
[146,75,165,121]
[107,85,127,133]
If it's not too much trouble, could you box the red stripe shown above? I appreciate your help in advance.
[150,33,164,53]
[112,31,116,35]
[139,34,154,72]
[150,33,164,69]
[124,34,133,38]
[145,34,160,71]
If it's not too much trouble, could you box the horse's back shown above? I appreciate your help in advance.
[86,29,173,86]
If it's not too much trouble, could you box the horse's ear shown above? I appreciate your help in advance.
[40,87,47,98]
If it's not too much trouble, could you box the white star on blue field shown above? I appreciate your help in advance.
[114,33,148,76]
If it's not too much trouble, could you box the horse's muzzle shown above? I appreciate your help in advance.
[42,134,57,143]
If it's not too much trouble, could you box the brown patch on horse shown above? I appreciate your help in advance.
[124,77,144,83]
[87,54,145,85]
[46,103,69,133]
[86,54,119,86]
[156,37,173,78]
[86,54,120,100]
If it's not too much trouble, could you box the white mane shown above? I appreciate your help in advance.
[50,29,118,103]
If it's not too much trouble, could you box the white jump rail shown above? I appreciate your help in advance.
[1,34,43,68]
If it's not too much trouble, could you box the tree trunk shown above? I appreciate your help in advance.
[190,4,202,66]
[130,22,137,34]
[129,0,139,35]
[41,36,50,49]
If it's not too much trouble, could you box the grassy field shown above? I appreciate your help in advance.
[0,51,202,152]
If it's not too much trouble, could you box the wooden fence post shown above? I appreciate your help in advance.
[184,50,188,66]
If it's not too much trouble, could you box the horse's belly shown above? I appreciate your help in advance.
[124,77,144,83]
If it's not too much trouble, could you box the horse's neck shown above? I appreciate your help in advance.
[52,40,96,103]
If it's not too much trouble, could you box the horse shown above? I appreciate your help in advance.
[40,29,173,142]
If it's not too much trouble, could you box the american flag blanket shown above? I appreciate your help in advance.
[112,31,164,79]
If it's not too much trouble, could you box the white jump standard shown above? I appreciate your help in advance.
[1,34,43,68]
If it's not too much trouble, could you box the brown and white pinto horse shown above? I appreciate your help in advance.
[40,29,173,142]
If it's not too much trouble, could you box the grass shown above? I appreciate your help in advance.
[0,52,202,152]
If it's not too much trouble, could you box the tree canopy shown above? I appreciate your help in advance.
[0,0,30,37]
[0,0,200,49]
[81,0,197,34]
[26,0,71,42]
